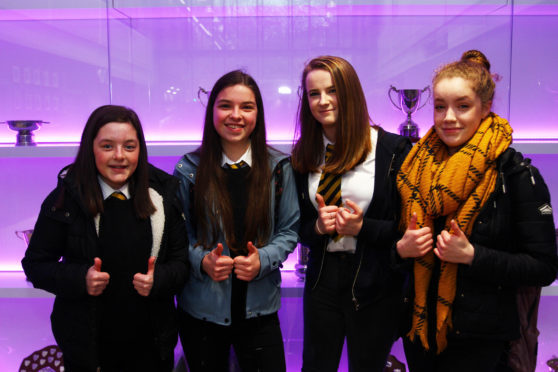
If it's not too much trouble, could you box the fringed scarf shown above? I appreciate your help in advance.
[397,113,512,353]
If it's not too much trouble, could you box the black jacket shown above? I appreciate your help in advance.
[404,148,558,341]
[295,128,412,310]
[22,164,189,371]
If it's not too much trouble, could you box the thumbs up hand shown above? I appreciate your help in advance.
[233,242,261,282]
[133,256,156,297]
[396,212,433,259]
[335,199,363,236]
[434,219,474,265]
[86,257,110,296]
[315,193,339,235]
[202,243,234,282]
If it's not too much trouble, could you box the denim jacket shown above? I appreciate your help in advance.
[174,147,300,325]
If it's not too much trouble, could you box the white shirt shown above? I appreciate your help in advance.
[221,146,253,168]
[309,126,378,253]
[98,176,131,200]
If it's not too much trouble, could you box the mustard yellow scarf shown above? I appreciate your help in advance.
[397,113,512,353]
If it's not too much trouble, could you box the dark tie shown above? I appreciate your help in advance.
[226,160,248,170]
[110,191,126,200]
[317,144,343,241]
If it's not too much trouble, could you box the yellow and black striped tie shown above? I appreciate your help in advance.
[110,191,126,200]
[317,144,343,241]
[226,160,248,170]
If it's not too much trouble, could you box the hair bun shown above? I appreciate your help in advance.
[461,49,491,72]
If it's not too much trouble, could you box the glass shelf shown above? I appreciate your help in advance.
[0,140,556,158]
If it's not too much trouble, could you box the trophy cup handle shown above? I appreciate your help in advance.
[15,230,24,240]
[418,86,431,110]
[197,86,209,107]
[388,85,402,110]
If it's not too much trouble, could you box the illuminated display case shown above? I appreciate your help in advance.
[1,2,558,371]
[2,0,557,269]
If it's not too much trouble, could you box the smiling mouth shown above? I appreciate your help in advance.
[225,124,245,129]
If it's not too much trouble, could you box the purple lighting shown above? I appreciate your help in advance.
[1,2,558,370]
[2,1,558,144]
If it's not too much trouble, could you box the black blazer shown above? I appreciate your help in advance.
[294,127,412,310]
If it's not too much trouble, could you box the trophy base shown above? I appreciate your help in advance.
[2,120,48,147]
[16,131,37,146]
[399,121,420,143]
[294,263,306,281]
[295,244,309,281]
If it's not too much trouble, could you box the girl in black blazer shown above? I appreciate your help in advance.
[291,55,411,372]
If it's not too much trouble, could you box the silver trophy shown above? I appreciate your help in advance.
[1,120,49,146]
[388,86,430,142]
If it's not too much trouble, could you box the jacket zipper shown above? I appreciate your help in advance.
[351,249,364,311]
[499,171,507,194]
[311,238,328,291]
[349,148,399,311]
[388,153,396,177]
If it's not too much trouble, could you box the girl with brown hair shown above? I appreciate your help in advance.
[22,105,189,371]
[174,70,299,371]
[396,50,558,371]
[292,55,411,371]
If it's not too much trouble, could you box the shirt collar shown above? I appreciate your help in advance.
[323,134,334,148]
[98,176,131,200]
[221,145,253,167]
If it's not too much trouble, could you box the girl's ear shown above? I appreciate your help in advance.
[482,101,492,119]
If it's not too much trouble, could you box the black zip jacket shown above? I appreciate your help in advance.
[294,128,412,310]
[22,164,189,371]
[403,148,558,341]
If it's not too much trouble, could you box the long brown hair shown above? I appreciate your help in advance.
[68,105,155,218]
[292,55,372,174]
[194,70,271,253]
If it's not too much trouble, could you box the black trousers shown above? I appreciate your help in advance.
[178,309,286,372]
[63,350,173,372]
[403,336,507,372]
[302,252,400,372]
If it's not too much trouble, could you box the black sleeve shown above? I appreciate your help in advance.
[21,189,90,299]
[468,165,558,286]
[357,136,412,265]
[293,170,328,250]
[150,194,190,299]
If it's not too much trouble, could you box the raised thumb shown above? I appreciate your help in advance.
[409,212,418,230]
[94,257,102,272]
[147,256,156,275]
[215,243,224,257]
[315,193,326,209]
[247,241,257,255]
[450,219,462,235]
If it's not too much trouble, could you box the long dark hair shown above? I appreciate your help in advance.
[292,55,372,174]
[194,70,271,252]
[68,105,155,218]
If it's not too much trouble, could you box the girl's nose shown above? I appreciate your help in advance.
[113,147,124,159]
[230,106,241,119]
[318,92,328,105]
[444,108,456,122]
